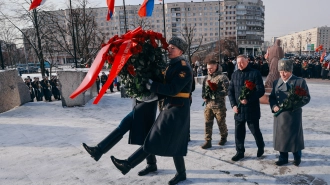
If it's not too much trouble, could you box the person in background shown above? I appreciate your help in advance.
[228,54,265,162]
[264,39,284,88]
[201,60,229,149]
[96,76,100,94]
[269,59,310,166]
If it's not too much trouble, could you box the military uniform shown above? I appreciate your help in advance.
[202,68,229,142]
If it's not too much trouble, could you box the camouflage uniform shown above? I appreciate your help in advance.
[202,68,229,141]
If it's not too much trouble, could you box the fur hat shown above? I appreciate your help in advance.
[168,37,188,53]
[278,59,293,72]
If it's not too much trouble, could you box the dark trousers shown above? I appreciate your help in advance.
[235,119,265,153]
[279,150,301,161]
[117,111,134,133]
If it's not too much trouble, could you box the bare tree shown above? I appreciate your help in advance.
[213,38,238,61]
[180,25,203,64]
[129,16,152,30]
[44,0,106,67]
[0,0,57,76]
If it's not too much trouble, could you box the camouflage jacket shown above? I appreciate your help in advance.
[202,70,229,109]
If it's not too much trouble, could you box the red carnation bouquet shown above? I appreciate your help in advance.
[202,80,218,106]
[236,80,256,115]
[274,85,308,117]
[322,62,329,69]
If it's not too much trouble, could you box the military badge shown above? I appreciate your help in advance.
[179,71,186,78]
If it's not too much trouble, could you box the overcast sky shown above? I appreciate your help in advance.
[40,0,330,41]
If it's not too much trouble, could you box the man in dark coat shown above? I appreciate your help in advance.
[32,77,43,101]
[111,37,192,185]
[82,99,158,175]
[228,54,265,161]
[40,76,52,102]
[269,59,310,166]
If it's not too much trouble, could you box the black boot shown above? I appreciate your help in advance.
[111,146,149,175]
[168,157,186,185]
[82,128,123,161]
[138,154,157,176]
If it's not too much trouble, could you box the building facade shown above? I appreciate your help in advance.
[276,26,330,55]
[23,0,265,64]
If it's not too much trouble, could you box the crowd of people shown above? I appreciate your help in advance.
[24,75,61,102]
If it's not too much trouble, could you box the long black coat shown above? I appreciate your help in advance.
[269,76,310,152]
[128,100,157,145]
[144,56,193,156]
[228,66,265,121]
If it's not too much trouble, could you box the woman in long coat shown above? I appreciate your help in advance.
[269,59,310,166]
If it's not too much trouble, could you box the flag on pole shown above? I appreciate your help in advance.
[320,49,326,62]
[29,0,46,10]
[138,0,154,17]
[106,0,115,21]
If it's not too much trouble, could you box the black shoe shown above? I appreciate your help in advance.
[111,156,131,175]
[257,147,264,157]
[231,153,244,161]
[218,138,227,146]
[275,160,288,166]
[168,172,186,185]
[138,164,157,176]
[82,143,102,161]
[201,140,212,149]
[293,159,301,166]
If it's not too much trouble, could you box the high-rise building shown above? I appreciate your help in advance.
[23,0,265,64]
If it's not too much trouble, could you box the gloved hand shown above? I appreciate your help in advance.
[146,79,153,90]
[136,92,158,102]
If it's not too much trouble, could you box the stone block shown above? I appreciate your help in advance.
[57,71,97,107]
[0,70,31,113]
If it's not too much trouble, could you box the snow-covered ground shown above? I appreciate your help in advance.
[0,78,330,185]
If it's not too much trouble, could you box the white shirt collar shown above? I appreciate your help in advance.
[283,75,293,83]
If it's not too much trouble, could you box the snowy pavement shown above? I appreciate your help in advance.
[0,79,330,185]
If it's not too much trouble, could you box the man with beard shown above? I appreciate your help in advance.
[201,60,229,149]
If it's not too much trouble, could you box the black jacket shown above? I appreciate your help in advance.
[144,56,193,156]
[228,66,265,121]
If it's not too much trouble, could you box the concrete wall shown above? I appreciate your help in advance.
[57,71,97,107]
[0,70,31,113]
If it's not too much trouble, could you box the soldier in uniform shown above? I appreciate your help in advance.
[32,77,43,101]
[269,59,310,166]
[50,76,61,100]
[25,78,35,102]
[111,37,192,185]
[201,60,229,149]
[40,76,52,102]
[82,99,159,176]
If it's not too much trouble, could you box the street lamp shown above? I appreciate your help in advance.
[217,1,221,63]
[69,0,78,68]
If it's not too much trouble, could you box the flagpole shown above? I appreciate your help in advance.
[123,0,128,32]
[69,0,78,68]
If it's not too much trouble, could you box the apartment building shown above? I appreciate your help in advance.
[276,26,330,55]
[23,0,265,64]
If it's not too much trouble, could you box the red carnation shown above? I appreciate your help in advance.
[155,33,163,40]
[111,47,119,54]
[245,80,256,91]
[127,65,136,76]
[295,86,307,97]
[101,43,107,48]
[207,80,218,91]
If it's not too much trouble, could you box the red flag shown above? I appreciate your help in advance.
[29,0,46,10]
[106,0,115,21]
[320,49,326,62]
